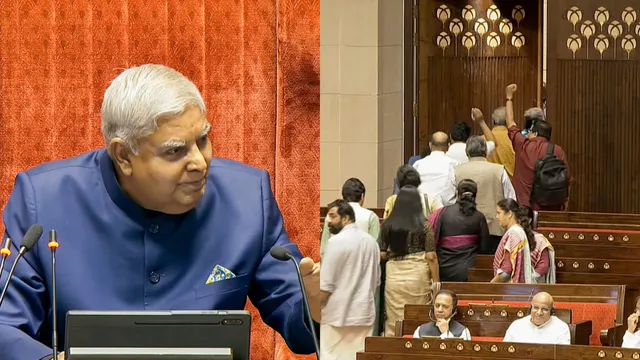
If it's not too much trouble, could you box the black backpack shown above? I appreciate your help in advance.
[531,143,568,207]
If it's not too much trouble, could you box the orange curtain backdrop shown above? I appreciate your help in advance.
[0,1,319,360]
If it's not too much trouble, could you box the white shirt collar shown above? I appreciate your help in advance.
[530,316,553,329]
[348,202,362,209]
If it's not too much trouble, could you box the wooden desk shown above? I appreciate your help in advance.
[357,337,640,360]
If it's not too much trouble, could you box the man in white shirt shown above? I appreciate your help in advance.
[320,178,380,260]
[320,199,381,360]
[413,290,471,340]
[319,179,383,336]
[622,297,640,348]
[447,121,496,164]
[413,132,459,205]
[503,292,571,345]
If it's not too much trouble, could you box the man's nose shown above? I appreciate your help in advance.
[187,148,207,172]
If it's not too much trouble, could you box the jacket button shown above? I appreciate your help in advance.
[149,224,159,234]
[149,272,161,284]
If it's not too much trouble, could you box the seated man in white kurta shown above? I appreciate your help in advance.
[503,292,570,345]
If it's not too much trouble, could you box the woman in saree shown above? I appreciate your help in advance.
[379,185,439,337]
[427,179,490,282]
[491,199,555,283]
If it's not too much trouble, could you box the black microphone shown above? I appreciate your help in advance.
[270,246,320,359]
[0,238,12,276]
[0,224,44,308]
[525,288,535,304]
[48,230,60,359]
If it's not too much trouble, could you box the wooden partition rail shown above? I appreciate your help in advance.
[440,283,625,324]
[319,208,640,230]
[358,337,640,360]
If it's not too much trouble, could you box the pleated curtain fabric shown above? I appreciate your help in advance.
[0,1,319,359]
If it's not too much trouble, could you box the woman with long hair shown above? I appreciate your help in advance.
[427,179,490,282]
[379,185,439,336]
[491,199,554,283]
[523,206,556,284]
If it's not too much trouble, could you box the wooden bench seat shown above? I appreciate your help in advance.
[538,211,640,231]
[437,283,624,345]
[468,253,640,346]
[474,254,639,273]
[467,268,640,291]
[395,304,591,345]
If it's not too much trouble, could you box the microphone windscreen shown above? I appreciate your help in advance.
[270,246,292,261]
[20,224,43,252]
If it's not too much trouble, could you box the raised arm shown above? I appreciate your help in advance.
[505,84,527,150]
[471,108,497,148]
[505,84,517,129]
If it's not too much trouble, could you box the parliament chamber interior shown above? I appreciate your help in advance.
[319,0,640,359]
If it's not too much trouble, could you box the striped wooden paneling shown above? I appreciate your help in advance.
[424,57,538,136]
[547,1,640,213]
[417,0,542,151]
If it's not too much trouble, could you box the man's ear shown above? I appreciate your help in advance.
[108,139,134,176]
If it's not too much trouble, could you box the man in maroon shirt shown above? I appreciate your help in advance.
[504,84,571,211]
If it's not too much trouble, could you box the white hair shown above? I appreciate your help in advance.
[101,64,206,154]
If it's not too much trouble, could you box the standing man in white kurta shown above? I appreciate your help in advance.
[320,199,381,360]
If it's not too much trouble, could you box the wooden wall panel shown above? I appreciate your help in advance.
[417,0,542,151]
[547,1,640,213]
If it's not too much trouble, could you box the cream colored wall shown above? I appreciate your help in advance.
[320,0,405,209]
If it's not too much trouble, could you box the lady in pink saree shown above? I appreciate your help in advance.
[491,199,555,284]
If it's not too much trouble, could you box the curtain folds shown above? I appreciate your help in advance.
[0,1,319,359]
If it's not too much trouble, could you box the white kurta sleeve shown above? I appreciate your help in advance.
[557,323,571,345]
[622,331,640,348]
[503,323,516,342]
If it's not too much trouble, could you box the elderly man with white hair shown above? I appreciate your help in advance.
[0,64,320,360]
